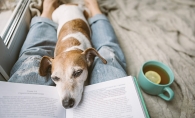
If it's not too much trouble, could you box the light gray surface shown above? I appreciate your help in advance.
[0,0,19,34]
[0,10,12,34]
[0,1,31,77]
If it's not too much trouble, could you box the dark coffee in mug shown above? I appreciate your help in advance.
[143,65,170,85]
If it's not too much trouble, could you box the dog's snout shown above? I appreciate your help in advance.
[62,98,75,109]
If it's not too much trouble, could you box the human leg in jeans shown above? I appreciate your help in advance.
[9,0,127,85]
[84,0,127,84]
[8,0,59,85]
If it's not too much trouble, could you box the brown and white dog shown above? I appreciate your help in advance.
[38,4,107,109]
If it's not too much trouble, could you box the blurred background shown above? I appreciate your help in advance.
[0,0,18,34]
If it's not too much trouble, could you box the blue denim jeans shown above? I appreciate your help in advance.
[8,14,127,85]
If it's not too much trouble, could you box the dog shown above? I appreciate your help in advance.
[38,4,107,109]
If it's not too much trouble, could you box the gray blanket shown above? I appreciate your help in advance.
[29,0,195,117]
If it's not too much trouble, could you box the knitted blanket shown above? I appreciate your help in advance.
[29,0,195,117]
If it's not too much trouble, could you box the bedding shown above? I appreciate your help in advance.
[29,0,195,117]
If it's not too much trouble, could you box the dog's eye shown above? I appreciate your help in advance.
[72,69,83,78]
[52,76,60,81]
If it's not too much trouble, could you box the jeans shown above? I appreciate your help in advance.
[8,14,127,85]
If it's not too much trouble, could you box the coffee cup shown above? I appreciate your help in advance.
[138,60,174,101]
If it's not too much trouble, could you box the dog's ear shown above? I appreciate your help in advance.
[39,56,53,76]
[82,48,107,67]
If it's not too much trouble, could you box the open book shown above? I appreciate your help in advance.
[0,76,150,118]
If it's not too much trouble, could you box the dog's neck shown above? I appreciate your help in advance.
[61,32,92,52]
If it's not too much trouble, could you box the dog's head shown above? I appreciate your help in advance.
[39,48,106,109]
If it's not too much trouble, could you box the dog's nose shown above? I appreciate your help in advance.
[62,98,75,109]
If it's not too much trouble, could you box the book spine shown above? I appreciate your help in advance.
[133,77,150,118]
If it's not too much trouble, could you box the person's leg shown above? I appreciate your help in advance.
[20,0,59,57]
[84,0,127,84]
[8,0,59,85]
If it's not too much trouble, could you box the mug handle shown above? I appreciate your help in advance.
[158,87,174,101]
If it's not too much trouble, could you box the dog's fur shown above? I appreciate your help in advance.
[39,4,107,109]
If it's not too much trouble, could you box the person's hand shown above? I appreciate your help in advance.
[41,0,59,19]
[84,0,102,18]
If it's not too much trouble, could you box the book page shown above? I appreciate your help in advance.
[0,82,65,118]
[66,76,147,118]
